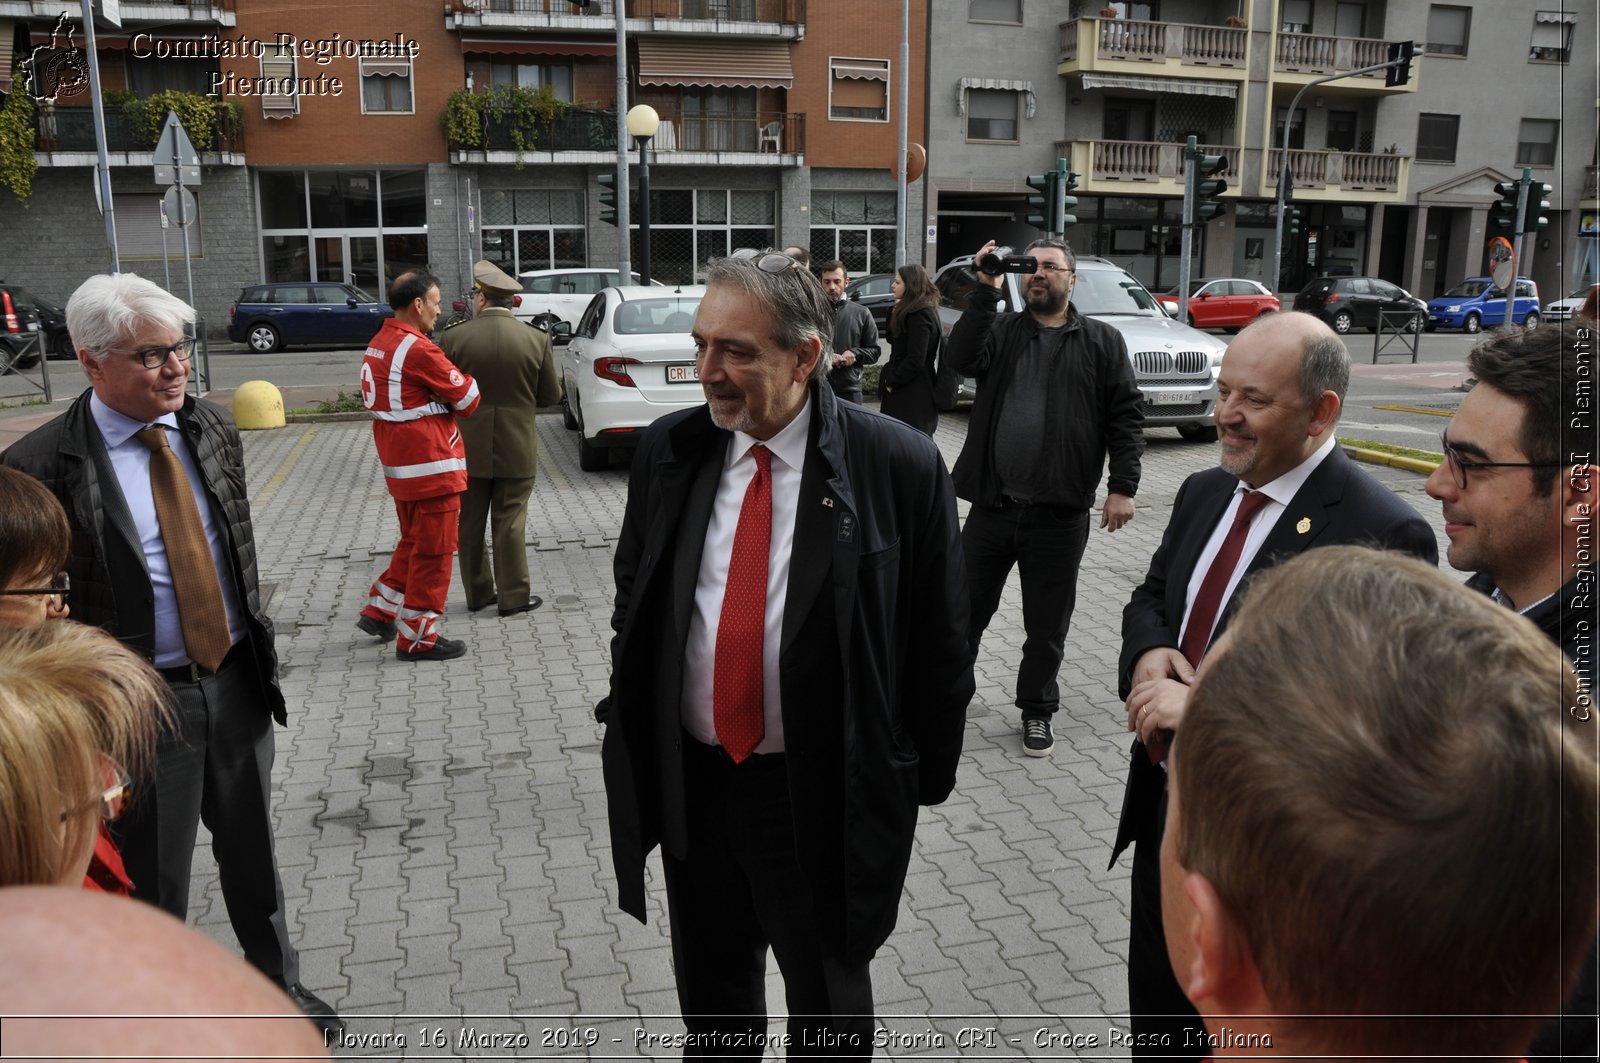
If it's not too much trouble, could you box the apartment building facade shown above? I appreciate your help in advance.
[926,0,1596,301]
[0,0,927,334]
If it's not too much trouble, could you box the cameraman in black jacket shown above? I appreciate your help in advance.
[946,238,1144,758]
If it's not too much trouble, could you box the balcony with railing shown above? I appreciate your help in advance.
[1057,17,1247,82]
[0,0,235,24]
[447,106,803,164]
[1272,32,1417,93]
[32,102,245,166]
[446,0,805,38]
[1055,138,1240,197]
[1265,148,1409,201]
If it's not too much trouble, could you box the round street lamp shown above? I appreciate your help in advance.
[625,105,661,286]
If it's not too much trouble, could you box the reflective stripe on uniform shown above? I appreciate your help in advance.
[385,333,417,413]
[383,457,468,479]
[369,402,450,422]
[452,381,480,410]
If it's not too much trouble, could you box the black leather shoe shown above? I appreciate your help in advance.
[396,637,467,662]
[283,983,344,1036]
[355,615,396,642]
[498,596,544,617]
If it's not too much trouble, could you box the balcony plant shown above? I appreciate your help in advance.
[444,83,567,168]
[0,90,38,204]
[124,89,242,153]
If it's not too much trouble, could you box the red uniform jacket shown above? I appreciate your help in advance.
[360,320,481,500]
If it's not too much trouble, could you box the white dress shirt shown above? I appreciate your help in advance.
[682,396,813,753]
[90,394,245,667]
[1179,433,1338,651]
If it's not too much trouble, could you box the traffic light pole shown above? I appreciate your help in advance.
[1271,51,1415,294]
[1178,139,1196,323]
[1505,168,1531,327]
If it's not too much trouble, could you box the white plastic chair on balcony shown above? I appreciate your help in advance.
[759,121,782,153]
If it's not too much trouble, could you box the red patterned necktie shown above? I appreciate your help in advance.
[713,445,772,763]
[1179,490,1271,668]
[135,426,232,672]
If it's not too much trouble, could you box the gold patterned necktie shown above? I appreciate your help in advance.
[135,426,232,671]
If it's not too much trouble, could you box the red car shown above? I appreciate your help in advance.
[1157,277,1279,331]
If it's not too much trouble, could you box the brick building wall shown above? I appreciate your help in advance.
[791,0,927,171]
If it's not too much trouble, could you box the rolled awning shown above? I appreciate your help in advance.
[460,37,617,57]
[832,60,887,81]
[636,38,792,89]
[1079,73,1238,97]
[361,57,411,76]
[957,77,1035,118]
[0,20,12,94]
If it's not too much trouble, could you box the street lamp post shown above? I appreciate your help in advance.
[626,105,660,286]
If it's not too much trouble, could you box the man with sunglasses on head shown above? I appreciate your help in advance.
[1113,310,1435,1056]
[1424,322,1596,1062]
[946,238,1145,761]
[599,248,973,1053]
[0,272,343,1036]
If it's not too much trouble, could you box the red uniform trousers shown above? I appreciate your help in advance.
[361,494,461,652]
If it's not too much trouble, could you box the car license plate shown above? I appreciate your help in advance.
[1147,391,1191,405]
[666,363,699,383]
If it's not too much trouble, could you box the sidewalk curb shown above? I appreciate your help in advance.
[1342,444,1440,476]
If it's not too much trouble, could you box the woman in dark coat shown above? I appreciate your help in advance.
[879,263,940,436]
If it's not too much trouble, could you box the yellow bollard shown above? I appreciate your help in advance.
[232,380,285,430]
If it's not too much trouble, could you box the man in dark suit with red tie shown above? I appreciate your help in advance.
[1112,311,1438,1055]
[598,249,973,1054]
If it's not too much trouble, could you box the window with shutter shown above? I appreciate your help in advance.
[829,58,889,122]
[260,44,297,118]
[360,47,414,115]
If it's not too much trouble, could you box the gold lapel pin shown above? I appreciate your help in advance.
[1296,516,1311,534]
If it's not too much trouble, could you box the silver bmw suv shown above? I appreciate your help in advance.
[933,255,1226,441]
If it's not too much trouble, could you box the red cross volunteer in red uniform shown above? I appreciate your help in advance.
[357,270,481,662]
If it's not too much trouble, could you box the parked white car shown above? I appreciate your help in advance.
[514,268,663,328]
[1544,286,1596,323]
[560,285,707,470]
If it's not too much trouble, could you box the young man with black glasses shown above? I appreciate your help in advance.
[1425,322,1596,1061]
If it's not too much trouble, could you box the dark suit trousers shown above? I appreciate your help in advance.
[1128,784,1208,1059]
[114,650,299,987]
[459,474,536,611]
[963,501,1090,717]
[662,738,874,1059]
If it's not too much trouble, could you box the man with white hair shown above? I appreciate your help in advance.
[1,273,343,1035]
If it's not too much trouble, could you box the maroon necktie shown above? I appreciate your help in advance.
[1180,490,1270,668]
[713,445,772,763]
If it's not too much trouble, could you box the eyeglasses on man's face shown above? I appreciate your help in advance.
[0,571,69,612]
[1438,432,1561,491]
[110,337,197,370]
[1033,263,1075,275]
[59,762,131,824]
[730,248,804,276]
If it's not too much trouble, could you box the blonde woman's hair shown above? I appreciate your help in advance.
[0,622,173,886]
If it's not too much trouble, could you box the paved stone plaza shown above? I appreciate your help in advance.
[167,412,1445,1058]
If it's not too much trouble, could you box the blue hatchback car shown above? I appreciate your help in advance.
[228,282,393,353]
[1425,277,1540,334]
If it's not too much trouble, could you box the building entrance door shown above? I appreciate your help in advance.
[314,233,382,293]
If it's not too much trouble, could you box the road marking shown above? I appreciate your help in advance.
[257,425,320,505]
[1374,404,1456,418]
[1339,420,1441,437]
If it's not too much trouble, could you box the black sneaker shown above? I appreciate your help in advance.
[355,615,396,642]
[282,982,344,1036]
[1022,717,1055,758]
[396,637,467,662]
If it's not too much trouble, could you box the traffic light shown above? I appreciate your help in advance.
[1385,40,1417,87]
[1283,205,1303,235]
[1194,151,1227,223]
[1026,170,1058,231]
[1523,181,1552,232]
[1060,166,1080,228]
[598,171,618,226]
[1490,180,1520,231]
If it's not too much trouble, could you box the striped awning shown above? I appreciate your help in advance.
[832,60,887,81]
[636,39,793,89]
[0,20,12,95]
[1080,73,1238,97]
[460,37,617,57]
